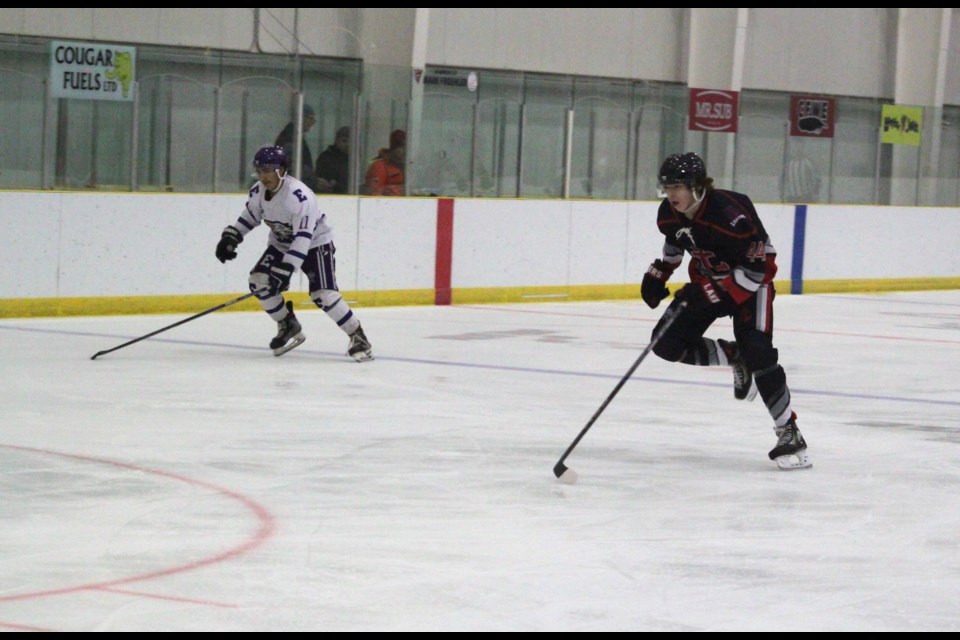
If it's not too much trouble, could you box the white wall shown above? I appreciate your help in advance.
[426,8,686,83]
[354,197,436,292]
[743,8,896,99]
[803,205,960,280]
[0,8,255,51]
[3,8,955,100]
[2,192,958,308]
[949,11,960,104]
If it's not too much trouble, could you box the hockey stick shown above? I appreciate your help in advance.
[90,289,267,360]
[553,300,687,484]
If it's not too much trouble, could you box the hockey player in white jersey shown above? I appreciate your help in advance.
[215,145,373,361]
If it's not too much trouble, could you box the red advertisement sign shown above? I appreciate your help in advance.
[790,95,835,137]
[689,88,739,133]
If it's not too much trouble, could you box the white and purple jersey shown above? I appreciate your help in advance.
[232,175,334,272]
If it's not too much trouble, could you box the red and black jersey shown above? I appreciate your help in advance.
[655,188,778,304]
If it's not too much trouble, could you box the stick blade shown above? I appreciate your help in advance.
[553,461,578,484]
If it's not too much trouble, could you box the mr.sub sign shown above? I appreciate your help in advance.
[689,88,739,133]
[49,40,136,102]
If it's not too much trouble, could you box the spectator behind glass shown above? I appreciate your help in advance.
[364,129,406,196]
[315,126,350,194]
[274,104,318,191]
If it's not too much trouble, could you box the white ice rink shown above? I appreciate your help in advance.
[1,290,959,631]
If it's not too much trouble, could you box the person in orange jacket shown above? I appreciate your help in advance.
[364,129,405,196]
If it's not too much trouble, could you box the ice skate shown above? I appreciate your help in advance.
[718,339,758,401]
[347,324,373,362]
[270,301,305,356]
[769,413,811,470]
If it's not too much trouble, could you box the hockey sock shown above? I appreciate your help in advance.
[755,364,792,426]
[676,338,725,366]
[312,290,360,334]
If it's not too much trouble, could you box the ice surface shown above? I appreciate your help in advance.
[1,290,958,631]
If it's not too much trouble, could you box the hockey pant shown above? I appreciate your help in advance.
[249,243,360,335]
[650,283,793,426]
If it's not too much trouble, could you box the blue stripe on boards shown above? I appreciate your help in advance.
[791,205,807,295]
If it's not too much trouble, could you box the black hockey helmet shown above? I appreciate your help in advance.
[658,152,706,190]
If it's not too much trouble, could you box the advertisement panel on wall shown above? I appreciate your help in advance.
[49,40,137,102]
[790,95,835,138]
[688,88,739,133]
[881,104,922,146]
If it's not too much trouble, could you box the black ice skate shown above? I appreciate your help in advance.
[270,301,306,356]
[769,413,811,470]
[718,339,757,401]
[347,324,373,362]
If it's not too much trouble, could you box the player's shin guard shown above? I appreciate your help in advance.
[312,290,360,335]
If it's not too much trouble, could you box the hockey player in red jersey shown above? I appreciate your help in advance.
[640,152,810,470]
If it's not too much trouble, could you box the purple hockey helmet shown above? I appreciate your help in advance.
[253,145,288,170]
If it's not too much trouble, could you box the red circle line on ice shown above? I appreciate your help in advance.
[0,443,276,604]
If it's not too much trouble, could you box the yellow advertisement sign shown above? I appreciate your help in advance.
[881,105,922,145]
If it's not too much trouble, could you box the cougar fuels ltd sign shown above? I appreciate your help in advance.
[50,40,136,102]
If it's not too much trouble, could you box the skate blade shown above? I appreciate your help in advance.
[775,450,812,470]
[272,334,306,357]
[350,350,374,362]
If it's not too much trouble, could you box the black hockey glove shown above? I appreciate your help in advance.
[268,261,295,294]
[641,259,674,309]
[216,226,243,263]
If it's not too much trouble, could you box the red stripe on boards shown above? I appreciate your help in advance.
[434,198,454,305]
